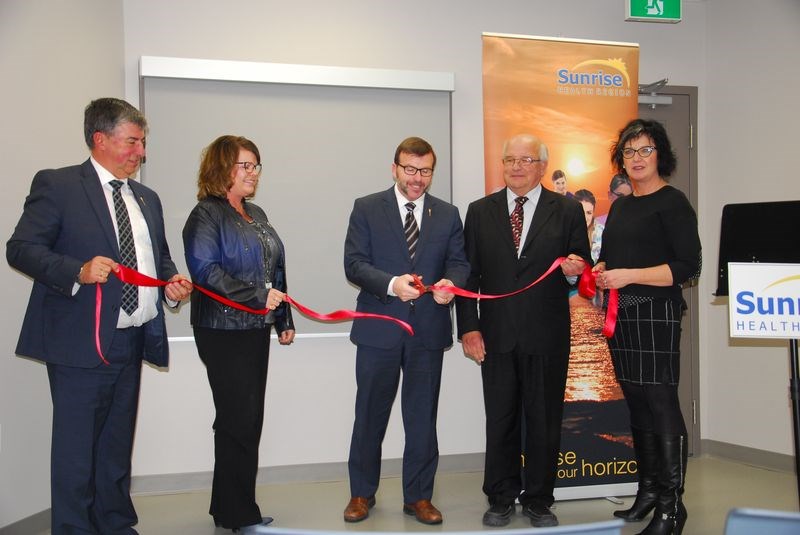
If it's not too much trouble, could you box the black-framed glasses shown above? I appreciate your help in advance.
[397,163,433,177]
[621,146,656,159]
[502,157,540,168]
[236,162,263,174]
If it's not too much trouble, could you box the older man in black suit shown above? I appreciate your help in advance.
[456,133,590,528]
[7,98,191,534]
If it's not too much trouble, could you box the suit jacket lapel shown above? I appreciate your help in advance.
[79,160,120,256]
[488,189,517,254]
[414,195,437,263]
[128,180,159,260]
[381,187,408,257]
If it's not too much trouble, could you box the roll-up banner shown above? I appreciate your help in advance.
[482,33,640,500]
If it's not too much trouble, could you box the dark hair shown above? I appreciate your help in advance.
[197,135,261,200]
[573,189,596,206]
[394,136,436,169]
[551,169,566,182]
[608,173,632,194]
[84,98,147,149]
[611,119,677,178]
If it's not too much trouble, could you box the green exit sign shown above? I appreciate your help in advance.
[626,0,682,23]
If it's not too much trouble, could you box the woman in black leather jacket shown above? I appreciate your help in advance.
[183,135,294,533]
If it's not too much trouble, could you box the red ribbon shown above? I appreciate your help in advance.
[411,257,567,300]
[411,257,618,339]
[576,266,619,338]
[94,258,618,363]
[93,265,414,363]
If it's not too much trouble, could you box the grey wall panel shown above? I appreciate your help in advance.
[141,77,451,337]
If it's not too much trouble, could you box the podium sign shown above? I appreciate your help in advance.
[728,262,800,339]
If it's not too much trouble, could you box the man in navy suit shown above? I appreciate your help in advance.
[456,134,590,528]
[7,98,192,534]
[342,137,469,525]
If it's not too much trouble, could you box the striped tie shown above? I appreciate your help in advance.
[109,180,139,315]
[404,202,419,261]
[510,196,528,249]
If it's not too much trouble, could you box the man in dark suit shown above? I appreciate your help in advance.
[455,133,590,528]
[6,98,192,534]
[342,137,469,525]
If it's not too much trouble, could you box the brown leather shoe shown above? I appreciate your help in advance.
[403,499,443,525]
[343,496,375,522]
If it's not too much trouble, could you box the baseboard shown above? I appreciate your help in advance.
[0,509,49,535]
[700,438,795,472]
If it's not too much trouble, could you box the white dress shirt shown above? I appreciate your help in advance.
[387,185,426,296]
[506,184,541,258]
[91,158,159,328]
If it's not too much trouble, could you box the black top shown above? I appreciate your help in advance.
[599,185,701,302]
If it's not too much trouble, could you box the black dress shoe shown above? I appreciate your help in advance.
[482,503,515,527]
[522,502,558,527]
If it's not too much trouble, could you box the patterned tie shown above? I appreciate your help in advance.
[510,196,528,249]
[109,180,139,315]
[404,202,419,261]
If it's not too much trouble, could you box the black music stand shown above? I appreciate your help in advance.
[716,200,800,508]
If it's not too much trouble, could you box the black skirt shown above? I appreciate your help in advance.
[607,297,683,385]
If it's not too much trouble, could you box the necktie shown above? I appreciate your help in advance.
[510,196,528,249]
[404,202,419,261]
[109,180,139,315]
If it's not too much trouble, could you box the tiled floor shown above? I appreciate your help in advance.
[103,455,800,534]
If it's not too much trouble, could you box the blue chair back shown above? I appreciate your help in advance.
[725,507,800,535]
[255,519,623,535]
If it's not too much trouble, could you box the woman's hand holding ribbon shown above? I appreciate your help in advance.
[164,274,192,301]
[584,262,619,338]
[266,288,286,311]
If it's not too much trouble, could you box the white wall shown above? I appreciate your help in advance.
[121,0,712,481]
[2,0,799,528]
[0,0,125,526]
[702,0,800,453]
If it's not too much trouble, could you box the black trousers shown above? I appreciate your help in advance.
[194,326,271,529]
[481,347,569,507]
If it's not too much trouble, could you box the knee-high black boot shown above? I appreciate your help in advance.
[637,434,688,535]
[614,428,659,522]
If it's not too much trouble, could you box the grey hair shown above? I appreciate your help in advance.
[84,98,148,149]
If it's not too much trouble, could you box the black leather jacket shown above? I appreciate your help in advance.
[182,197,294,333]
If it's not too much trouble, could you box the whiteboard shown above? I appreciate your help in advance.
[140,59,453,337]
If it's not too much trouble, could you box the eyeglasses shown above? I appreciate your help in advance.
[236,162,263,174]
[621,146,656,159]
[397,163,433,177]
[502,157,541,168]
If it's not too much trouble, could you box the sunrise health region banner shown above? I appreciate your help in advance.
[482,32,640,500]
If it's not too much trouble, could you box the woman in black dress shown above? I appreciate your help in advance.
[594,119,701,535]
